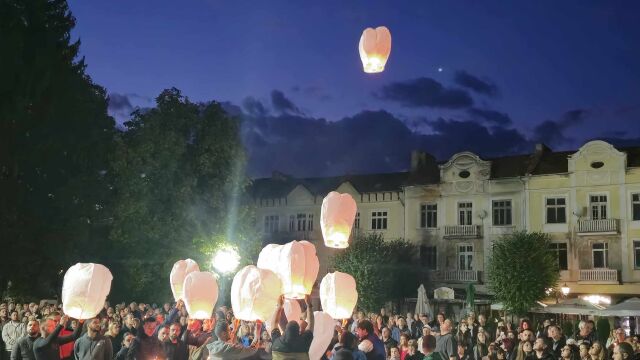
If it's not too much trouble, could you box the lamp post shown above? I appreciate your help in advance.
[212,247,240,306]
[561,283,570,297]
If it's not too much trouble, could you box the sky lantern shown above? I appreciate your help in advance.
[359,26,392,73]
[257,240,319,299]
[321,191,357,248]
[319,271,358,319]
[61,263,113,319]
[230,265,282,321]
[308,311,337,360]
[283,299,302,323]
[183,271,219,319]
[170,259,200,302]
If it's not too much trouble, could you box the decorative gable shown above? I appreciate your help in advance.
[287,185,316,206]
[439,152,491,194]
[569,140,626,186]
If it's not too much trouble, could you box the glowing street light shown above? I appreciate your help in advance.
[561,283,570,296]
[212,247,240,274]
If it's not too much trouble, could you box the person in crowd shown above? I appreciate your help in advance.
[3,311,25,358]
[388,346,400,360]
[417,326,432,353]
[574,322,596,346]
[73,318,112,360]
[405,340,422,360]
[114,333,133,360]
[330,332,366,360]
[398,318,411,339]
[161,322,191,360]
[612,343,634,360]
[578,343,590,360]
[531,338,554,360]
[432,314,446,335]
[437,319,457,360]
[588,342,605,360]
[270,295,314,359]
[356,320,385,360]
[474,332,489,360]
[33,314,82,360]
[608,328,629,359]
[374,316,384,338]
[546,325,566,359]
[126,317,164,360]
[456,322,472,354]
[458,344,471,360]
[11,317,40,360]
[560,344,579,360]
[381,328,397,350]
[422,335,442,360]
[205,322,266,360]
[406,313,414,333]
[398,333,410,360]
[104,321,122,355]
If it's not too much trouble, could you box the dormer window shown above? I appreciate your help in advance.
[459,170,470,178]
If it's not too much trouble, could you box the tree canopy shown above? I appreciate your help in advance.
[487,231,559,315]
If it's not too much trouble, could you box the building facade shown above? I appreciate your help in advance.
[250,140,640,301]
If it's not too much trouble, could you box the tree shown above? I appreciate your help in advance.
[107,89,256,301]
[0,0,115,298]
[487,231,559,315]
[332,233,418,312]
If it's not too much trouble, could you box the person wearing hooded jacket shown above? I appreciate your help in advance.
[206,322,268,360]
[270,295,314,360]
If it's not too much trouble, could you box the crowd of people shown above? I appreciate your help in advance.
[0,300,638,360]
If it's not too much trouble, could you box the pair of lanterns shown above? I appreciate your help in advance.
[170,259,219,319]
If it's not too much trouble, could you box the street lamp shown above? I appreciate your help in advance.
[212,247,240,274]
[561,283,570,296]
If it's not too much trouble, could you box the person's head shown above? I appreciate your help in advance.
[334,349,354,360]
[138,303,145,311]
[382,327,391,339]
[613,343,634,360]
[108,321,120,335]
[407,312,413,320]
[39,318,55,337]
[521,320,531,331]
[521,329,535,342]
[589,342,603,357]
[168,323,181,341]
[214,322,229,342]
[522,341,533,353]
[561,345,574,359]
[478,314,487,325]
[478,331,487,344]
[10,310,18,322]
[356,320,373,340]
[420,314,429,324]
[502,338,514,353]
[497,348,506,360]
[534,338,547,352]
[339,331,357,350]
[389,346,400,359]
[284,321,300,341]
[586,320,595,333]
[614,328,626,342]
[400,333,409,346]
[157,326,169,341]
[437,313,445,324]
[357,310,365,320]
[549,325,561,340]
[87,318,101,335]
[460,322,468,333]
[488,343,497,355]
[579,343,590,358]
[422,334,437,353]
[423,325,432,337]
[380,308,386,316]
[203,318,215,332]
[442,319,453,333]
[458,343,467,357]
[398,317,407,328]
[122,333,134,348]
[578,321,588,334]
[261,330,270,342]
[143,317,157,337]
[27,318,40,336]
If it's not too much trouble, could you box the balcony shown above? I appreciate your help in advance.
[578,269,619,284]
[443,225,483,238]
[429,270,480,283]
[577,219,619,235]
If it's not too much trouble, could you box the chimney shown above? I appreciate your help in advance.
[410,150,436,173]
[526,143,553,175]
[535,143,552,154]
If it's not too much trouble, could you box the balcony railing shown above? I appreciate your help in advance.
[443,225,483,238]
[577,219,619,234]
[429,270,479,283]
[578,269,619,284]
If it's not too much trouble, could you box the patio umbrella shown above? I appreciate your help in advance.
[599,297,640,317]
[415,284,433,319]
[536,298,605,315]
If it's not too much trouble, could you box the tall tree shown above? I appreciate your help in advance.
[332,233,419,312]
[0,0,115,298]
[487,231,559,315]
[108,88,254,302]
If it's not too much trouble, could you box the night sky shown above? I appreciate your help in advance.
[68,0,640,177]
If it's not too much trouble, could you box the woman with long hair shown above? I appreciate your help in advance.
[474,331,489,360]
[399,333,411,360]
[588,341,606,360]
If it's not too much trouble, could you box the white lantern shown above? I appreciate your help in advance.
[257,240,319,299]
[320,271,358,319]
[170,259,200,302]
[61,263,113,319]
[183,271,219,319]
[230,265,282,321]
[359,26,392,73]
[321,192,357,248]
[308,311,336,360]
[284,299,302,323]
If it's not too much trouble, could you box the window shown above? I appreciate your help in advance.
[634,241,640,269]
[371,211,388,230]
[546,197,567,224]
[264,215,279,233]
[307,214,314,231]
[492,200,512,226]
[590,195,608,220]
[420,246,437,270]
[632,194,640,221]
[288,215,295,232]
[296,213,313,231]
[458,245,473,270]
[592,243,609,268]
[420,204,437,228]
[354,212,360,229]
[549,243,568,270]
[458,202,472,225]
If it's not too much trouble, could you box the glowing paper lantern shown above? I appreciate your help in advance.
[320,271,358,320]
[230,265,282,321]
[321,191,357,248]
[308,311,336,360]
[170,259,200,301]
[257,240,319,299]
[61,263,113,319]
[284,299,302,323]
[183,271,219,319]
[359,26,392,73]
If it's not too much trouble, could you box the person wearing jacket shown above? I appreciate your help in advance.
[33,315,82,360]
[73,318,112,360]
[114,333,133,360]
[3,311,25,358]
[11,318,40,360]
[270,295,315,360]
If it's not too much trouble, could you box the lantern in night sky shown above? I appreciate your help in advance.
[319,271,358,319]
[257,240,319,299]
[321,191,357,248]
[359,26,392,73]
[308,311,337,360]
[230,265,282,321]
[62,263,113,319]
[170,259,200,301]
[183,271,219,319]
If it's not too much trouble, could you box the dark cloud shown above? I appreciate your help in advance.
[468,108,512,126]
[108,93,133,113]
[377,77,473,109]
[291,85,333,102]
[454,71,499,97]
[242,96,268,117]
[533,109,588,146]
[270,90,302,115]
